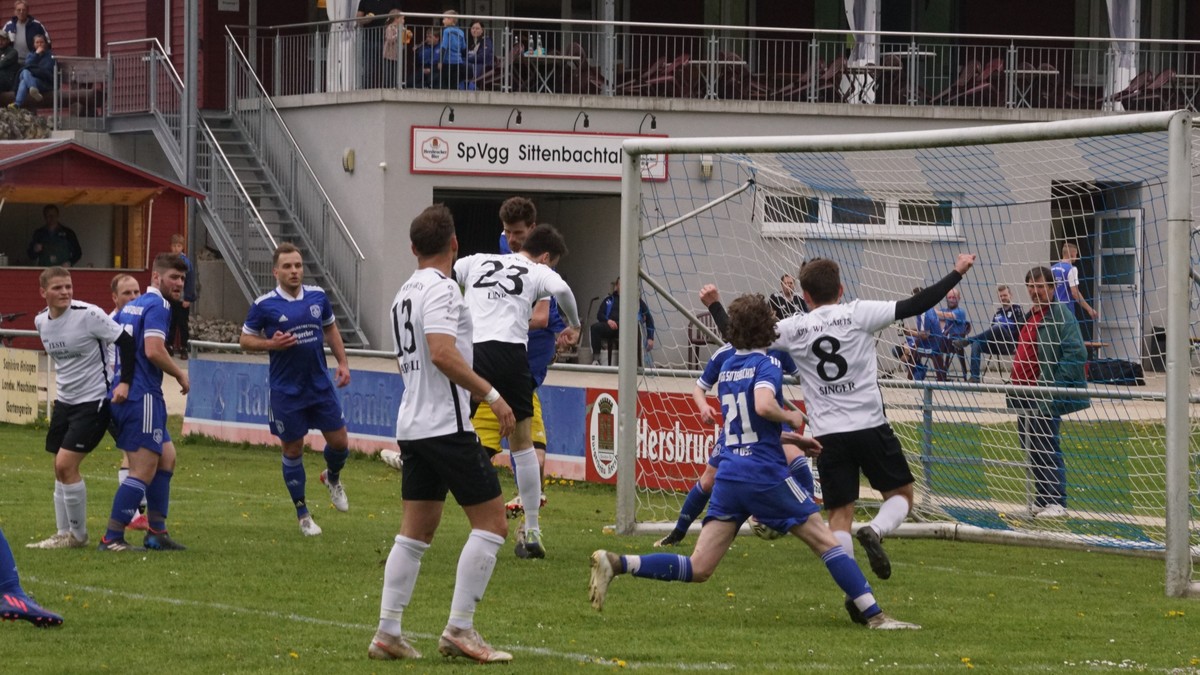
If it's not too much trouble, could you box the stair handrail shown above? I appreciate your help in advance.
[197,116,278,253]
[223,27,365,262]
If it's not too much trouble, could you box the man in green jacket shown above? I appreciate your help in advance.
[1006,265,1089,518]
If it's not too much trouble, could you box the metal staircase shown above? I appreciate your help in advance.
[105,41,369,348]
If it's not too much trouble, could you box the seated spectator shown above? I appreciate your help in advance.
[768,273,806,319]
[0,31,18,93]
[899,286,946,381]
[955,284,1023,383]
[935,287,970,377]
[27,204,80,267]
[465,20,494,83]
[8,31,51,109]
[590,277,655,366]
[413,27,441,89]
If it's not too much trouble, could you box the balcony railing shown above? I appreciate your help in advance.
[229,13,1200,114]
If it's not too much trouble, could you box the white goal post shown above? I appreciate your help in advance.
[615,110,1197,598]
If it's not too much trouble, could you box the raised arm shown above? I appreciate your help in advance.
[894,254,975,321]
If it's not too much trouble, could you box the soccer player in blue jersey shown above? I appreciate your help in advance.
[241,243,353,537]
[100,253,191,552]
[1,525,63,627]
[590,294,919,629]
[655,285,815,547]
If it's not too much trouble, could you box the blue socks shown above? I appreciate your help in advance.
[105,477,147,542]
[323,445,349,484]
[145,470,173,532]
[671,484,711,538]
[623,553,694,582]
[0,527,21,595]
[282,455,308,518]
[822,545,881,619]
[788,457,815,496]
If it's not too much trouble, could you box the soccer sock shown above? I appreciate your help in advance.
[53,481,68,535]
[511,447,542,533]
[622,554,693,582]
[447,529,505,630]
[104,477,147,541]
[323,445,349,484]
[378,534,429,636]
[145,470,173,532]
[282,455,309,518]
[672,483,711,537]
[833,529,855,560]
[0,527,22,595]
[821,545,881,619]
[870,496,911,538]
[788,457,815,495]
[61,480,87,540]
[119,468,147,510]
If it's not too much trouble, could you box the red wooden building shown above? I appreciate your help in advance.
[0,140,203,348]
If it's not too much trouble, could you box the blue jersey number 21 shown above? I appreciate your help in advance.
[721,392,759,447]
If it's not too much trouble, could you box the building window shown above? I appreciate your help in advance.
[759,189,960,240]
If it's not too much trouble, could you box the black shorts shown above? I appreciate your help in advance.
[46,399,111,455]
[398,431,502,507]
[471,341,535,421]
[815,423,914,510]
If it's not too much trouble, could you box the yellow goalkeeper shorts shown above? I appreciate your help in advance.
[476,390,546,452]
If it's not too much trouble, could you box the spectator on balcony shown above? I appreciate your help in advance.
[0,30,18,93]
[2,1,49,62]
[356,0,400,89]
[27,204,81,267]
[438,10,466,90]
[465,20,494,84]
[381,9,411,88]
[414,27,441,89]
[8,31,50,109]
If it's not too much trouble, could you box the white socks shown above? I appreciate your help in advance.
[378,535,429,636]
[448,529,504,630]
[870,496,911,538]
[833,529,855,559]
[61,480,87,540]
[53,481,68,535]
[510,447,542,533]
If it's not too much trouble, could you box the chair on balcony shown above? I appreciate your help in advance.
[563,42,607,95]
[615,55,667,95]
[930,59,981,105]
[946,57,1004,106]
[713,51,767,100]
[471,43,526,91]
[768,63,817,101]
[1099,68,1155,107]
[1123,68,1175,110]
[623,53,692,97]
[873,53,910,104]
[807,56,847,102]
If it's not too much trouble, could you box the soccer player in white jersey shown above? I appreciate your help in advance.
[368,204,516,664]
[27,267,136,549]
[771,255,975,584]
[241,243,353,537]
[453,223,581,558]
[590,294,918,630]
[108,273,149,532]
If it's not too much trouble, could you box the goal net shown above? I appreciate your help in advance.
[612,112,1199,597]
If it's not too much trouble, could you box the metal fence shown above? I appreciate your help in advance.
[229,14,1200,113]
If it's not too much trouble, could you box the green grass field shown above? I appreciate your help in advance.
[1,419,1197,673]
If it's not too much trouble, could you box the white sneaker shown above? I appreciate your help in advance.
[379,449,403,471]
[368,630,422,660]
[319,470,349,512]
[591,358,601,366]
[866,612,922,630]
[588,549,621,611]
[26,532,88,549]
[1034,504,1067,519]
[437,625,512,663]
[299,515,322,536]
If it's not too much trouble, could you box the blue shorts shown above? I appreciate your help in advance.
[269,389,345,442]
[110,396,171,454]
[705,475,820,533]
[707,438,727,469]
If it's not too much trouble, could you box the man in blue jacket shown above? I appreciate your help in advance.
[9,31,52,108]
[589,277,655,366]
[2,1,49,61]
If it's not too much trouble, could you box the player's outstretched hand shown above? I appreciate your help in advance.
[176,372,191,395]
[781,430,821,457]
[111,382,130,404]
[490,397,515,438]
[697,402,718,425]
[268,330,299,350]
[558,325,580,347]
[954,253,977,276]
[334,363,351,388]
[699,284,720,308]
